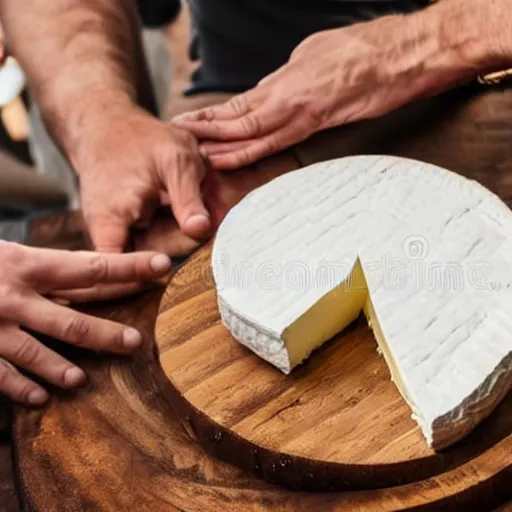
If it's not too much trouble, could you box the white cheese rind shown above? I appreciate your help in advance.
[218,296,291,374]
[212,155,512,449]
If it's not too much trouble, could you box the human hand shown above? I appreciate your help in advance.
[134,153,300,258]
[132,207,202,258]
[71,106,211,253]
[172,11,478,170]
[0,240,171,405]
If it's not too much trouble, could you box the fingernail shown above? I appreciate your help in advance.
[123,328,142,349]
[28,388,49,405]
[64,367,86,387]
[184,213,211,234]
[150,254,172,274]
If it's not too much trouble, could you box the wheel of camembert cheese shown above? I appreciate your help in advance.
[212,155,512,450]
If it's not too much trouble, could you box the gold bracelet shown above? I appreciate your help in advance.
[477,69,512,85]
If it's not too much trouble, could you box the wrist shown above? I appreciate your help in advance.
[40,84,138,174]
[426,0,512,78]
[34,64,139,168]
[374,0,511,99]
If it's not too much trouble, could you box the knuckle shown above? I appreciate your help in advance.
[208,122,224,139]
[236,147,252,168]
[18,383,33,404]
[62,316,90,344]
[266,134,281,154]
[285,93,319,126]
[281,94,301,112]
[292,33,321,58]
[240,114,261,138]
[201,107,216,122]
[0,243,30,279]
[0,241,24,262]
[88,255,109,281]
[306,32,323,46]
[0,284,23,317]
[230,95,249,116]
[165,148,201,178]
[158,134,203,178]
[183,131,200,147]
[12,335,39,366]
[304,103,325,129]
[175,148,195,166]
[173,127,199,147]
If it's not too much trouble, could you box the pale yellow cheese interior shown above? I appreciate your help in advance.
[364,296,414,412]
[282,260,414,410]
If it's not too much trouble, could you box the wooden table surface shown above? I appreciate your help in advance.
[0,84,509,511]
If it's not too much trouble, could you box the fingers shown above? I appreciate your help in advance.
[202,123,309,170]
[0,323,85,390]
[200,139,255,156]
[165,149,211,240]
[21,247,172,291]
[0,358,48,406]
[132,215,200,258]
[172,101,287,142]
[172,93,274,141]
[1,294,143,354]
[173,90,262,124]
[87,215,129,253]
[171,87,301,172]
[51,282,146,304]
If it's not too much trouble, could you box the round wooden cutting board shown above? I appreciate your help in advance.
[155,243,511,494]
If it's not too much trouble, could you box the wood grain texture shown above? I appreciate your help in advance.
[14,279,512,512]
[11,72,512,512]
[155,242,512,495]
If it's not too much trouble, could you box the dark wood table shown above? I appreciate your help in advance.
[1,85,512,511]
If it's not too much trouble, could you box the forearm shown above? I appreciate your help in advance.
[361,0,512,106]
[417,0,512,79]
[0,0,154,162]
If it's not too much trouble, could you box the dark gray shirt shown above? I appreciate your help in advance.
[186,0,429,95]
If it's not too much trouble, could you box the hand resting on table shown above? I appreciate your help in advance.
[0,241,171,406]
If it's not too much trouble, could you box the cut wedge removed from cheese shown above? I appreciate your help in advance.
[212,155,512,450]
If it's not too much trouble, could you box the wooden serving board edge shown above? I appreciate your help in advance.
[153,338,511,499]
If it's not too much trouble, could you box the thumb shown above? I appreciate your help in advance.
[167,155,211,240]
[87,214,129,253]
